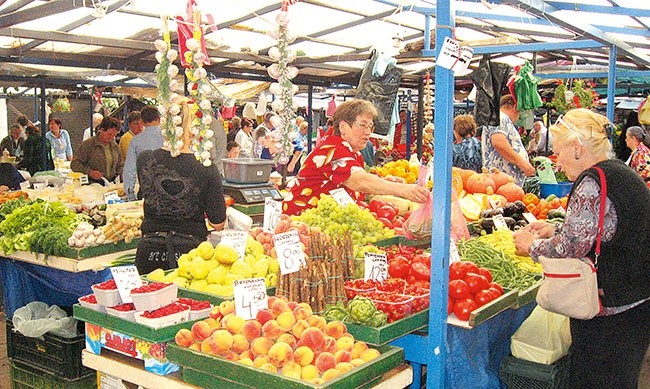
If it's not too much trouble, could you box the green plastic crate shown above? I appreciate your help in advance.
[9,359,96,389]
[499,355,569,389]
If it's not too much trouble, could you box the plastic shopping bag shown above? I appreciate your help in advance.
[511,306,571,365]
[450,188,470,242]
[12,301,79,339]
[403,166,433,240]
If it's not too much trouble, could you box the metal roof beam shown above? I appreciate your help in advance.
[501,0,650,67]
[544,1,650,18]
[0,27,150,50]
[458,11,554,26]
[607,0,650,33]
[0,0,109,29]
[0,0,31,15]
[423,38,602,56]
[595,25,650,38]
[536,70,650,79]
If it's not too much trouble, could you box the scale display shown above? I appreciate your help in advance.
[223,182,283,204]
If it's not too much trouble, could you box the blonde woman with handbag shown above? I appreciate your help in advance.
[513,108,650,389]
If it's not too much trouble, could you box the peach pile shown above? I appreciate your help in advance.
[174,296,381,384]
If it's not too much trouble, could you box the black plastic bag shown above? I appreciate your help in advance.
[471,57,512,128]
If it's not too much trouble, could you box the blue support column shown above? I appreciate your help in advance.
[607,45,617,124]
[426,0,454,387]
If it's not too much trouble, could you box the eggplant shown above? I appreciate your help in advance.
[480,207,504,219]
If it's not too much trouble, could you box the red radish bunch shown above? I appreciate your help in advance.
[141,302,189,319]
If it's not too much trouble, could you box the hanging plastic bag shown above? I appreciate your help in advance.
[12,301,79,339]
[403,166,432,240]
[450,188,470,241]
[533,156,557,184]
[510,306,571,365]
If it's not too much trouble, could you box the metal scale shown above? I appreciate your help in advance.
[222,181,283,225]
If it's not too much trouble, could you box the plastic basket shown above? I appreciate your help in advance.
[539,182,573,198]
[499,355,569,389]
[130,283,178,312]
[6,319,92,380]
[9,359,96,389]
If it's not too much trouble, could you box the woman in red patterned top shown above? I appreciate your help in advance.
[625,126,650,181]
[283,99,430,216]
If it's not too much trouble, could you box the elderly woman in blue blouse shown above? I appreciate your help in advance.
[513,108,650,389]
[46,117,73,161]
[452,114,482,172]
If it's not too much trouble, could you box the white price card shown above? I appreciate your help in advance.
[329,188,354,207]
[221,230,248,261]
[492,214,509,230]
[522,212,538,224]
[233,277,268,320]
[19,181,30,190]
[103,190,120,204]
[33,182,46,190]
[110,265,143,303]
[436,37,474,74]
[273,230,306,275]
[364,252,388,282]
[449,239,461,263]
[79,175,89,185]
[263,197,282,234]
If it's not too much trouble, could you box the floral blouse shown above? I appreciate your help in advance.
[283,134,364,216]
[453,136,482,172]
[630,143,650,181]
[481,113,528,186]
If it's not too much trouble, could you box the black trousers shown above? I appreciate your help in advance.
[135,232,201,275]
[568,299,650,389]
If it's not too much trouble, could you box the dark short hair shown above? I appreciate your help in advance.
[25,124,40,136]
[331,99,378,136]
[48,117,62,126]
[242,118,255,128]
[127,111,142,124]
[227,141,240,151]
[10,124,21,132]
[98,117,120,132]
[500,94,515,108]
[16,115,28,127]
[141,106,160,124]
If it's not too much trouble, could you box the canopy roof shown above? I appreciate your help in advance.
[0,0,649,92]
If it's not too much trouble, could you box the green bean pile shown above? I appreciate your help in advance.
[456,239,540,290]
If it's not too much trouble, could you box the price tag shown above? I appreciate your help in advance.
[329,188,354,207]
[233,278,268,320]
[33,182,46,190]
[79,175,89,185]
[449,239,461,263]
[273,230,305,275]
[221,230,248,261]
[103,190,120,204]
[110,265,143,303]
[19,181,30,190]
[492,214,509,230]
[364,252,388,282]
[436,36,474,74]
[522,212,538,224]
[263,197,282,234]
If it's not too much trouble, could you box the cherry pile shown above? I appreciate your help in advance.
[130,282,171,294]
[344,279,379,299]
[177,298,211,311]
[79,294,98,304]
[94,279,117,290]
[141,302,189,319]
[360,291,413,323]
[110,303,135,312]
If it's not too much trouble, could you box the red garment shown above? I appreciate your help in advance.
[220,106,236,120]
[326,96,337,117]
[283,134,365,216]
[393,123,403,146]
[176,0,210,68]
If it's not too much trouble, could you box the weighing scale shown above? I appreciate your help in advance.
[222,181,283,225]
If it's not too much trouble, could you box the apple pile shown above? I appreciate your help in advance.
[174,296,381,384]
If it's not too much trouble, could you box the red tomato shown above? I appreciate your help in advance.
[410,262,430,282]
[377,217,394,229]
[447,297,454,315]
[403,211,412,220]
[377,205,398,221]
[371,211,378,219]
[412,253,431,267]
[488,282,503,295]
[453,298,478,321]
[460,261,480,276]
[412,280,430,290]
[388,256,410,279]
[449,262,467,280]
[474,290,495,307]
[406,274,416,285]
[464,273,489,294]
[448,279,470,300]
[478,267,493,283]
[392,216,404,228]
[369,198,387,213]
[487,288,502,300]
[358,200,369,209]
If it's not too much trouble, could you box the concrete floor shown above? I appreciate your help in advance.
[0,310,648,388]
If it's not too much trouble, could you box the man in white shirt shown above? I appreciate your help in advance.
[82,113,104,142]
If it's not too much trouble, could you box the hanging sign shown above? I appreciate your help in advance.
[273,230,305,275]
[263,197,282,234]
[436,37,474,74]
[233,278,268,320]
[110,265,143,303]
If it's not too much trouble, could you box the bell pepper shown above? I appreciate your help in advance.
[347,296,377,324]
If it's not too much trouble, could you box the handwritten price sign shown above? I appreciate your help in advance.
[329,188,354,207]
[110,265,143,303]
[234,278,268,320]
[263,197,282,234]
[221,230,248,261]
[364,252,388,282]
[273,230,305,275]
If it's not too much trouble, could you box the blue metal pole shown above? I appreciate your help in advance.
[427,0,454,387]
[607,45,617,124]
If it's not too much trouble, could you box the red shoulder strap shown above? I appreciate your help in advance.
[592,166,607,259]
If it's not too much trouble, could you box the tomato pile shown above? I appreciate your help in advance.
[141,302,189,319]
[344,279,379,300]
[93,279,117,290]
[385,245,431,288]
[110,303,135,312]
[177,298,211,311]
[360,291,413,323]
[404,284,430,312]
[131,282,172,294]
[359,198,405,232]
[79,294,98,304]
[448,261,504,321]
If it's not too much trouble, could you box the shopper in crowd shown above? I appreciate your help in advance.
[46,117,73,161]
[452,114,482,172]
[283,99,430,216]
[118,111,144,162]
[254,112,275,159]
[513,108,650,389]
[17,124,54,175]
[1,124,25,159]
[482,94,535,186]
[123,105,164,200]
[71,117,122,185]
[526,120,553,156]
[226,141,240,158]
[82,113,104,142]
[16,115,29,133]
[0,162,26,191]
[135,96,226,275]
[227,116,241,143]
[625,125,650,181]
[294,121,310,170]
[235,117,255,158]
